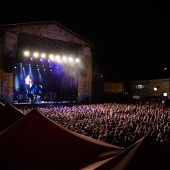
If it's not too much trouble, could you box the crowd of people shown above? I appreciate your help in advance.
[19,102,170,148]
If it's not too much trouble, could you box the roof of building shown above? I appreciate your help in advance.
[0,20,94,47]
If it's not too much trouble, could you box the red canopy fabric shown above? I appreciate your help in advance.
[0,108,124,170]
[82,135,170,170]
[0,102,5,112]
[0,103,25,132]
[0,102,5,107]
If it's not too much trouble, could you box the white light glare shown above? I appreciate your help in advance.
[69,57,73,62]
[55,55,61,62]
[154,87,157,91]
[49,54,55,61]
[62,56,67,61]
[41,53,46,58]
[24,51,30,56]
[75,58,80,63]
[23,51,81,64]
[33,52,39,58]
[62,56,67,63]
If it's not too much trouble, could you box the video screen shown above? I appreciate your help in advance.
[13,57,78,103]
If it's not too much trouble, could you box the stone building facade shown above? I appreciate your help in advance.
[0,21,93,104]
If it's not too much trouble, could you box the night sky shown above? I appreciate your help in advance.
[1,2,170,82]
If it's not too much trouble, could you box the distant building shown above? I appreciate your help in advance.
[130,78,170,100]
[92,72,125,103]
[104,82,124,94]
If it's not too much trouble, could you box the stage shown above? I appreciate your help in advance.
[13,100,78,109]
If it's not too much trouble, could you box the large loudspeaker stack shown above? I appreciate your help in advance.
[4,54,14,73]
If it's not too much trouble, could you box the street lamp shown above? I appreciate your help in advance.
[164,67,167,78]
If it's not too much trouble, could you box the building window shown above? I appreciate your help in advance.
[135,84,144,89]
